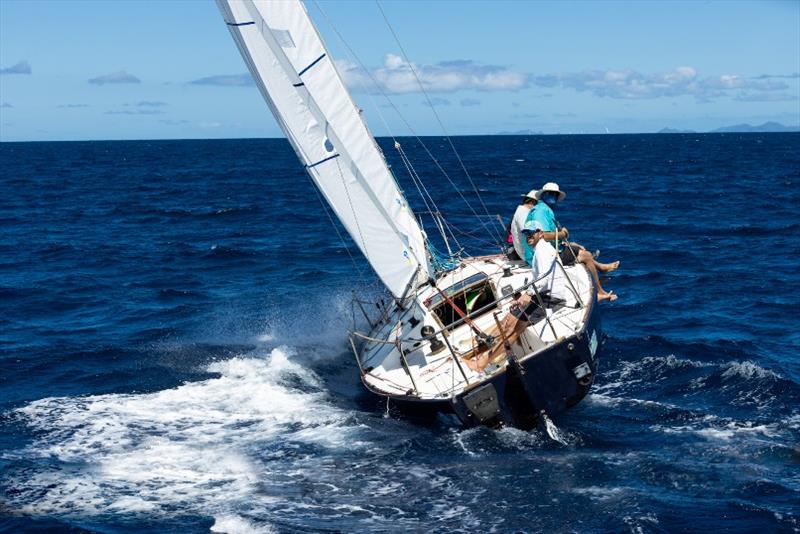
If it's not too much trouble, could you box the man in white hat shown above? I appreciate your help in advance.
[508,190,537,261]
[525,182,619,301]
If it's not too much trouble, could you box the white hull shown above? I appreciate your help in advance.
[352,254,603,427]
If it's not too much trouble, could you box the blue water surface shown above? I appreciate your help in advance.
[1,133,799,533]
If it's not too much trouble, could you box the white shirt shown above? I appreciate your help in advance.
[531,239,565,301]
[511,204,531,259]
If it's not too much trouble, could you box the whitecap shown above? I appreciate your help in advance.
[8,347,361,518]
[572,485,629,500]
[651,419,778,442]
[721,361,780,381]
[211,514,275,534]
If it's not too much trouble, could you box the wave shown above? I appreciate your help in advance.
[600,351,799,412]
[211,514,275,534]
[651,419,778,442]
[721,361,781,381]
[5,346,362,519]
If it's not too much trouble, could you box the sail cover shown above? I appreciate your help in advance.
[216,0,430,298]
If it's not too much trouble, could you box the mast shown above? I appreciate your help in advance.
[216,0,431,298]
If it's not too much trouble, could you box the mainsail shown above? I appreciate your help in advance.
[216,0,430,298]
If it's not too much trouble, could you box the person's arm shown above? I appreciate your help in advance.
[532,208,568,242]
[542,228,568,242]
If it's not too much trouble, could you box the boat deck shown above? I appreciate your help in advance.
[358,256,594,400]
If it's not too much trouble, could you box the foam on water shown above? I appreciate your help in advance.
[542,413,570,446]
[721,361,781,381]
[6,347,360,520]
[652,418,779,442]
[211,514,275,534]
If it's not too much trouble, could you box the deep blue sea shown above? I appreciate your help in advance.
[1,133,799,533]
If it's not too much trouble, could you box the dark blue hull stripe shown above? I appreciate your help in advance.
[226,21,255,27]
[298,53,326,76]
[306,153,339,169]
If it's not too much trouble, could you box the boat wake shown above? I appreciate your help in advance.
[4,345,361,529]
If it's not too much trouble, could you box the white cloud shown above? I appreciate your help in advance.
[134,100,167,107]
[190,74,253,87]
[337,54,528,94]
[533,67,796,102]
[734,92,798,102]
[0,60,31,75]
[105,109,164,115]
[424,97,451,107]
[89,71,141,85]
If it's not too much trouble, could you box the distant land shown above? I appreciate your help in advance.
[657,127,697,134]
[496,129,546,136]
[658,121,800,134]
[708,121,800,133]
[496,121,799,136]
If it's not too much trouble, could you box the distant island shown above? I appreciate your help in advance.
[659,121,799,134]
[709,121,800,133]
[495,121,798,135]
[657,127,697,134]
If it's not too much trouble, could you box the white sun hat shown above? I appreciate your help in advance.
[521,189,538,200]
[534,182,566,201]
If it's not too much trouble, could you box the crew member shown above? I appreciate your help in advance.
[526,182,619,301]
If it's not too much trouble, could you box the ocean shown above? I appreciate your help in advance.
[1,133,798,533]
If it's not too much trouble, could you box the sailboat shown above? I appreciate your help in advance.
[215,0,603,429]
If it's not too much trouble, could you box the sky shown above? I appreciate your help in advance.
[1,0,798,141]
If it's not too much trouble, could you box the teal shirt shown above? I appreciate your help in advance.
[523,203,558,264]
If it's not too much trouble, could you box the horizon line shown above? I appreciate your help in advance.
[2,130,799,144]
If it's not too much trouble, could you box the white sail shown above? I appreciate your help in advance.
[216,0,430,298]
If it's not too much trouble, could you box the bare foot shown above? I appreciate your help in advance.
[598,291,618,302]
[599,260,620,273]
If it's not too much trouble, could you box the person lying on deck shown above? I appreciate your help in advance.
[462,291,539,373]
[526,182,619,302]
[464,227,561,374]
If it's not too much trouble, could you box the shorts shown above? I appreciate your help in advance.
[559,243,582,266]
[509,300,541,322]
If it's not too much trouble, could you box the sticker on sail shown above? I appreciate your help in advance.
[269,28,295,48]
[403,250,412,265]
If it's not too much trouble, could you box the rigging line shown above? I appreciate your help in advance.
[310,0,415,216]
[395,143,458,251]
[308,172,368,284]
[442,217,502,249]
[374,0,503,244]
[311,0,496,247]
[311,0,448,245]
[396,143,464,252]
[396,146,436,230]
[333,157,373,270]
[396,143,444,231]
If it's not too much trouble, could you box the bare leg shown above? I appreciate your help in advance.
[577,249,618,301]
[595,259,620,273]
[570,241,619,273]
